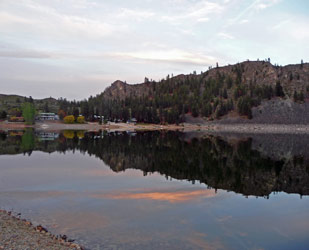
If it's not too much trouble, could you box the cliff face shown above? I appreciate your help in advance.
[102,80,154,100]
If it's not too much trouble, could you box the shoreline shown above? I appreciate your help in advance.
[0,209,83,250]
[0,121,309,134]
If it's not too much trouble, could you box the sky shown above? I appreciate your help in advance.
[0,0,308,100]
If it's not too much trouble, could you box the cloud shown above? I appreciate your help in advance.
[161,0,223,24]
[0,49,51,59]
[0,1,118,41]
[255,0,281,10]
[197,17,210,23]
[0,11,33,24]
[217,32,234,40]
[0,42,52,59]
[239,19,249,24]
[188,1,223,18]
[111,49,216,66]
[117,8,155,21]
[227,0,281,26]
[272,19,291,29]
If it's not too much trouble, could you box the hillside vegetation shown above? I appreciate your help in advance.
[0,95,59,118]
[83,60,309,124]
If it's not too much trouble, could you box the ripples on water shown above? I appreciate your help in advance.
[0,129,308,250]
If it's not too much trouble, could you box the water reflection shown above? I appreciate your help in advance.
[91,188,216,203]
[0,129,308,197]
[1,129,309,249]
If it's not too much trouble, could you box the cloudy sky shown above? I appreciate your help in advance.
[0,0,308,99]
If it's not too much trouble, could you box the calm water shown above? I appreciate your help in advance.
[0,130,308,250]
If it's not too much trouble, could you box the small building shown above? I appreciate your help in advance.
[127,118,137,124]
[37,113,59,121]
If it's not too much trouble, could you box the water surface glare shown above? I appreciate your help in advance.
[0,130,308,250]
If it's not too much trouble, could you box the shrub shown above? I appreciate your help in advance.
[63,115,75,124]
[77,116,85,124]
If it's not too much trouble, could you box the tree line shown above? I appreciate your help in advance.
[56,63,306,124]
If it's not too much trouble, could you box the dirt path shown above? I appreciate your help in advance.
[1,121,309,134]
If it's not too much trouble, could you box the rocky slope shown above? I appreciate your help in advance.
[101,61,309,101]
[93,60,309,123]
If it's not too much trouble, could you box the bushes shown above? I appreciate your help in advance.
[63,115,75,124]
[77,116,85,123]
[63,115,85,124]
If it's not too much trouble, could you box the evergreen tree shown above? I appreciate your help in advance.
[22,102,35,125]
[275,81,284,97]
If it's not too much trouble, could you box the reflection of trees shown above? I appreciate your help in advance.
[0,130,308,197]
[21,129,35,155]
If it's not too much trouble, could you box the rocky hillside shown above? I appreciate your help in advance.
[90,60,309,124]
[101,61,309,101]
[0,94,59,115]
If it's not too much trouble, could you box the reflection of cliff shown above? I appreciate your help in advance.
[0,130,308,197]
[91,132,309,197]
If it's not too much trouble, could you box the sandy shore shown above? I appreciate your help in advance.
[1,121,309,134]
[0,210,83,250]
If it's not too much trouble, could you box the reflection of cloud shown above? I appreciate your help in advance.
[49,211,110,235]
[0,190,75,201]
[91,188,216,203]
[186,232,225,250]
[217,215,232,222]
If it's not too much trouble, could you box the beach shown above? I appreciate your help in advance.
[0,210,83,250]
[1,121,309,134]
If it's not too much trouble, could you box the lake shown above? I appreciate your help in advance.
[0,129,308,250]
